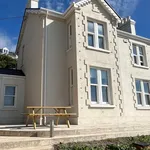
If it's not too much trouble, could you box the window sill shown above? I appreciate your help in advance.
[2,107,17,111]
[136,106,150,110]
[89,104,115,108]
[86,46,111,53]
[133,64,149,69]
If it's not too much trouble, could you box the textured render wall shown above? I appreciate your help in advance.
[66,13,79,124]
[45,17,68,107]
[17,14,43,108]
[74,0,124,126]
[0,75,25,124]
[118,37,150,124]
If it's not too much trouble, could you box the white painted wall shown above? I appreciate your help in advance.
[17,14,43,110]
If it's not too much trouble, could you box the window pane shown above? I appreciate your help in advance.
[70,87,73,105]
[91,86,97,102]
[139,47,144,55]
[137,93,142,105]
[98,37,104,49]
[5,86,15,95]
[102,86,108,103]
[136,80,141,92]
[88,34,94,47]
[101,70,108,85]
[69,25,72,36]
[98,24,104,35]
[88,21,94,33]
[144,82,150,93]
[145,95,150,105]
[134,56,138,64]
[140,56,144,66]
[90,68,97,84]
[133,45,137,55]
[4,96,15,106]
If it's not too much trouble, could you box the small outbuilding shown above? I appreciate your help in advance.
[0,69,25,124]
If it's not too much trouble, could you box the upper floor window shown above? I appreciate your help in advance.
[90,68,111,105]
[67,22,72,49]
[135,79,150,106]
[88,21,105,49]
[4,86,16,107]
[132,44,147,67]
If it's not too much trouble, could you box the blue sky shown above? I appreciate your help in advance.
[0,0,150,51]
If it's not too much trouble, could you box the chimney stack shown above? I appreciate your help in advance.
[26,0,39,8]
[118,16,136,35]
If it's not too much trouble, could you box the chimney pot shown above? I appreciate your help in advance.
[26,0,39,8]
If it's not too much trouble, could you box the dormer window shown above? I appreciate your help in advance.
[132,44,147,67]
[88,21,105,49]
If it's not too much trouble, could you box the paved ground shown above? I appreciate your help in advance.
[0,124,84,131]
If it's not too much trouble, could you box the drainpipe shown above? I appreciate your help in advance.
[43,10,48,125]
[40,11,48,125]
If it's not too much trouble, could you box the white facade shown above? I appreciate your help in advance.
[16,0,150,128]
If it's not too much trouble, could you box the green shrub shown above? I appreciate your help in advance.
[55,135,150,150]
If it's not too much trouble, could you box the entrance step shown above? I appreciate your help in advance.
[1,125,150,137]
[1,129,150,149]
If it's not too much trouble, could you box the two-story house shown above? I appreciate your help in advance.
[12,0,150,128]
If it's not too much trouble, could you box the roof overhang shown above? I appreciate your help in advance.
[74,0,121,22]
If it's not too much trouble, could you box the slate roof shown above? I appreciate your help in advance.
[0,68,25,76]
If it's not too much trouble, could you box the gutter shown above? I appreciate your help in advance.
[117,30,150,45]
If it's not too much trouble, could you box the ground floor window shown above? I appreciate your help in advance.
[135,79,150,106]
[69,67,73,105]
[4,86,16,107]
[90,67,111,105]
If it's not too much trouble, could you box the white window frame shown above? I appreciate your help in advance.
[87,20,106,49]
[135,79,150,107]
[4,85,17,107]
[69,67,73,105]
[90,68,111,105]
[132,44,147,67]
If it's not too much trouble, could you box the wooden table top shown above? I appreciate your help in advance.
[27,106,73,109]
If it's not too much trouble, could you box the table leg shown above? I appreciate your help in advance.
[56,109,60,126]
[32,109,36,129]
[33,116,36,129]
[64,109,70,128]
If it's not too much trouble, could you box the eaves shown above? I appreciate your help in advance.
[117,30,150,45]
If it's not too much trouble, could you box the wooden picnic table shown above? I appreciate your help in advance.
[25,106,76,129]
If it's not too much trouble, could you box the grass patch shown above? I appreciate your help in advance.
[55,135,150,150]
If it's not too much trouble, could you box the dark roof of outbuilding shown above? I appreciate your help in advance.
[0,68,25,76]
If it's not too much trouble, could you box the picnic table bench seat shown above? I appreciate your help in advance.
[24,106,76,129]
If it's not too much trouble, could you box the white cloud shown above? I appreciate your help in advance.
[39,0,69,12]
[40,0,140,16]
[105,0,140,16]
[0,31,16,52]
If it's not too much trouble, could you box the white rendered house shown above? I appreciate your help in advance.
[0,0,149,129]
